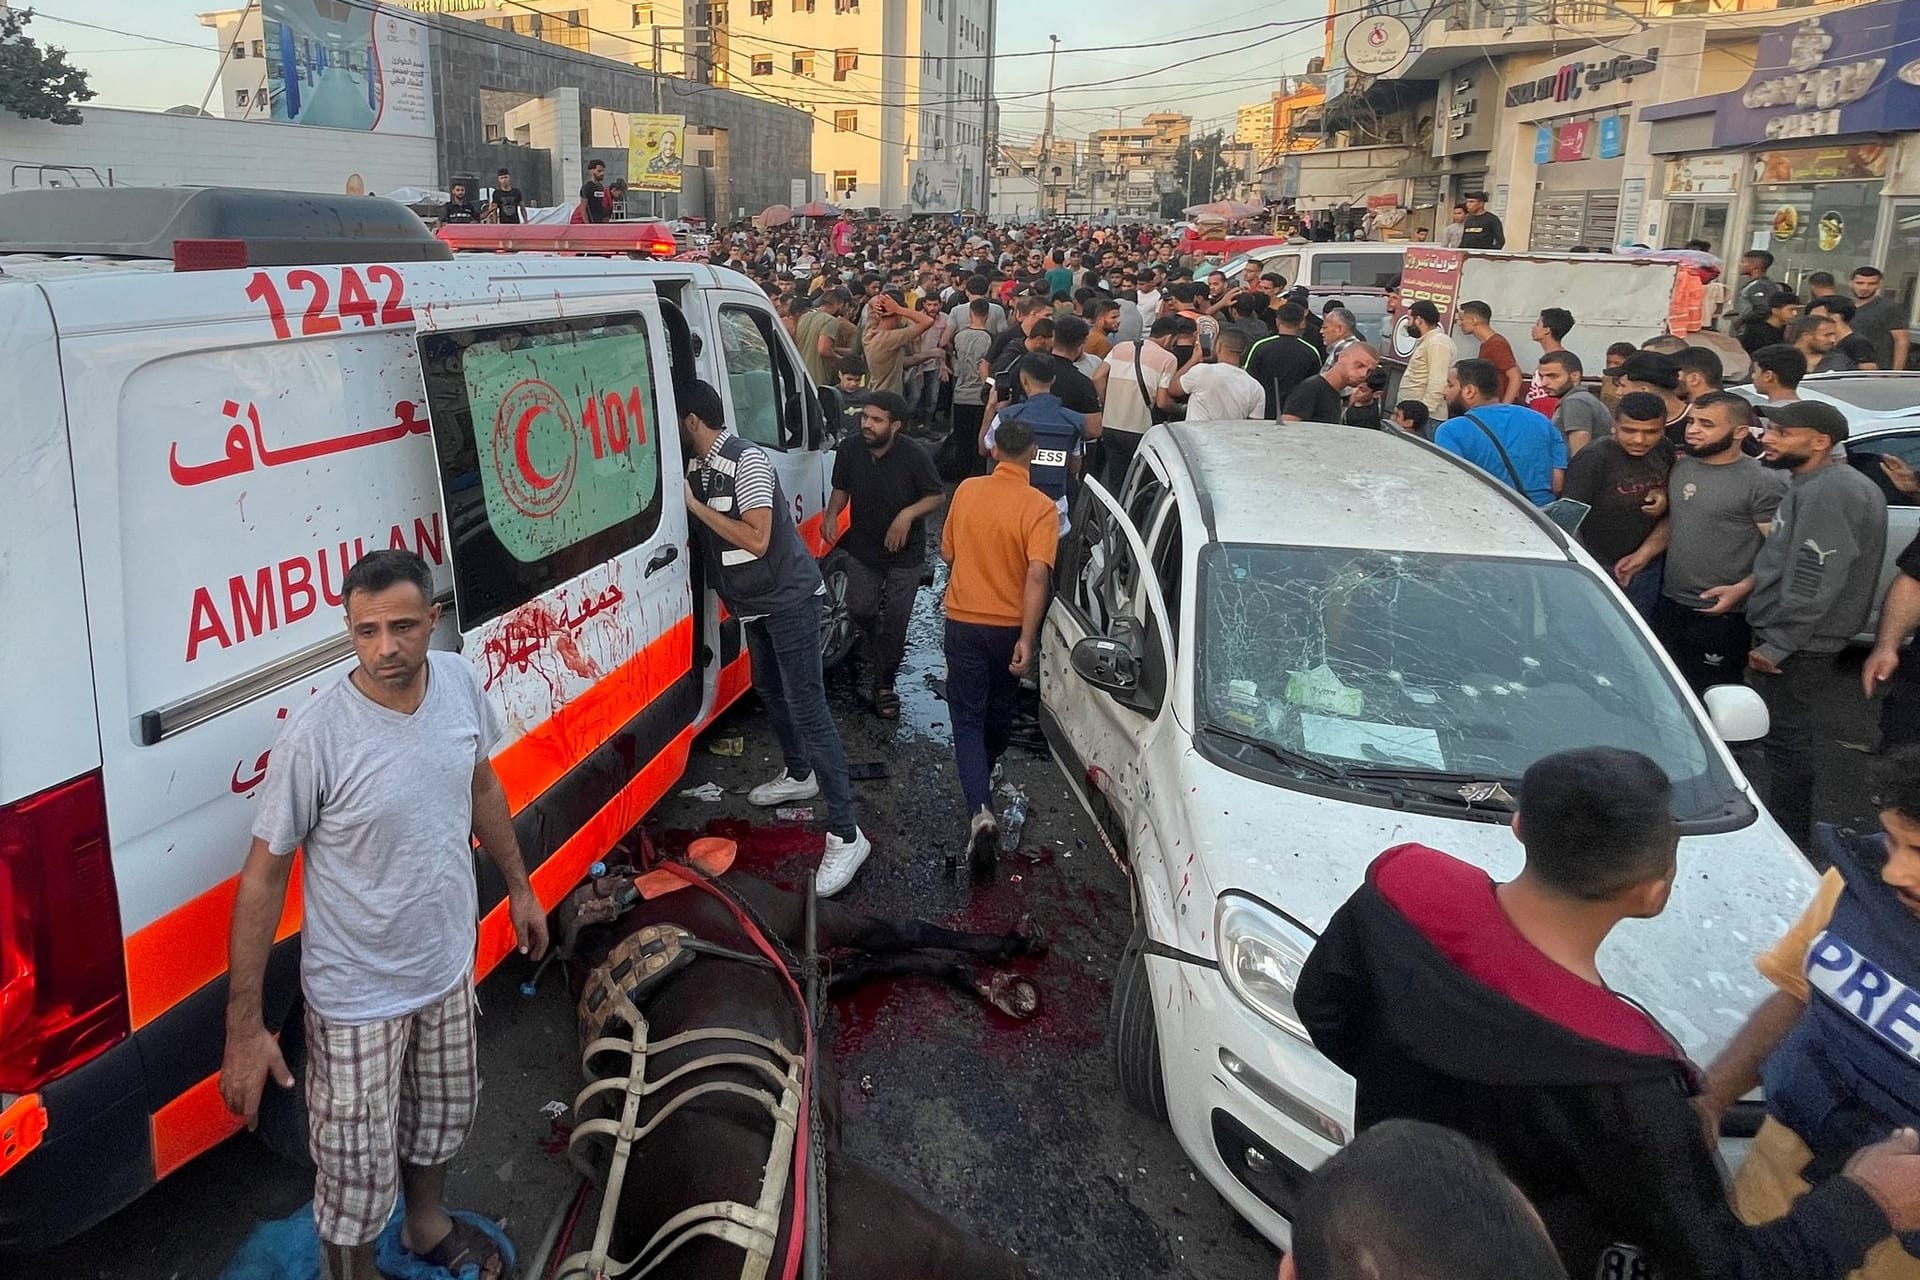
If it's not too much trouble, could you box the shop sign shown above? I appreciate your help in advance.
[1663,153,1741,195]
[1750,143,1889,184]
[1597,116,1624,159]
[1506,50,1659,109]
[1390,247,1464,360]
[1555,120,1592,162]
[1366,193,1402,210]
[1704,0,1920,148]
[1534,127,1554,165]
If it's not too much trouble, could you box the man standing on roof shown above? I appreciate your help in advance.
[1457,191,1505,249]
[221,549,540,1280]
[578,159,611,224]
[487,170,524,225]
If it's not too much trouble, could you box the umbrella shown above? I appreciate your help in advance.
[757,203,793,227]
[1184,200,1264,221]
[796,200,841,219]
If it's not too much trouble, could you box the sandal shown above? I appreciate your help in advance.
[873,688,900,719]
[411,1217,511,1280]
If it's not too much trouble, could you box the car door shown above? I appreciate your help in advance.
[1040,471,1177,860]
[413,288,697,960]
[1847,426,1920,621]
[706,290,834,549]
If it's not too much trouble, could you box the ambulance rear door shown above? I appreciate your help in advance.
[410,270,696,966]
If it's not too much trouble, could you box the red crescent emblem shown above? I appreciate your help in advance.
[492,379,578,518]
[515,404,562,489]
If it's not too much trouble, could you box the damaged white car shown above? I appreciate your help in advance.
[1037,420,1820,1248]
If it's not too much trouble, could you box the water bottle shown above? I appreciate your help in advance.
[998,792,1028,853]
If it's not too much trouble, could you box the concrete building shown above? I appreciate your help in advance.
[195,8,269,119]
[685,0,993,211]
[1235,99,1273,149]
[1086,111,1191,217]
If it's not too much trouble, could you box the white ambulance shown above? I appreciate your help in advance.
[0,187,853,1252]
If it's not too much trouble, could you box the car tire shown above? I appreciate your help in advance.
[1111,920,1169,1122]
[253,1008,315,1170]
[818,548,857,670]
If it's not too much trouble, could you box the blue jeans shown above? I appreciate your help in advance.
[1621,555,1664,620]
[907,367,943,420]
[744,595,858,840]
[945,619,1022,816]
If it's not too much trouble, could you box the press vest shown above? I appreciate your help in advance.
[1766,825,1920,1180]
[689,432,820,618]
[996,393,1083,503]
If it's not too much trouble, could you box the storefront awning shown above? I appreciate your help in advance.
[1640,0,1920,150]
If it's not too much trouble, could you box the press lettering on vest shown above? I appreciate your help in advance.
[1807,930,1920,1060]
[1034,448,1069,467]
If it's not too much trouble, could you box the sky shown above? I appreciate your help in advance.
[34,0,1329,139]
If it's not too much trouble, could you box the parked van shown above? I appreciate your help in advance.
[0,187,849,1253]
[1218,242,1408,293]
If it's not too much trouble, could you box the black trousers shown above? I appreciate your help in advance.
[844,554,922,690]
[1650,597,1752,697]
[1747,653,1835,849]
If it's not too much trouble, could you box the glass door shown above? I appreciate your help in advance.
[1663,200,1730,256]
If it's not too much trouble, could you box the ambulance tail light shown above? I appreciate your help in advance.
[0,772,130,1094]
[172,239,250,272]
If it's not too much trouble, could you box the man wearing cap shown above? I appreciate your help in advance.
[1728,401,1888,846]
[1458,191,1505,250]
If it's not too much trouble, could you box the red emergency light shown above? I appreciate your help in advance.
[436,222,681,259]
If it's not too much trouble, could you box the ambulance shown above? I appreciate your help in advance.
[0,186,853,1252]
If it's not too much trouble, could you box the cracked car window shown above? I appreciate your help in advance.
[1196,544,1741,819]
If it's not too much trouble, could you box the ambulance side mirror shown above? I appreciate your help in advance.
[1703,684,1769,744]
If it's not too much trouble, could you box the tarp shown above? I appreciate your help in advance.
[220,1200,516,1280]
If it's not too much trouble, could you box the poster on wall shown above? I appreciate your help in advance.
[1664,154,1741,195]
[1751,144,1889,184]
[262,0,433,137]
[907,161,963,215]
[627,114,687,193]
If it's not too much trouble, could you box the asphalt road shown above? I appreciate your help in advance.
[16,585,1892,1280]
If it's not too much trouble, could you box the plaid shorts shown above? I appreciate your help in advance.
[305,980,480,1247]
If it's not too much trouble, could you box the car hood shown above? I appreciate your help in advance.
[1178,755,1819,1059]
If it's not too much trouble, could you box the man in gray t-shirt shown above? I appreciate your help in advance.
[220,550,544,1280]
[1536,352,1612,451]
[1648,393,1788,695]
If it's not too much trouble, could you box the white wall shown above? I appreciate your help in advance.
[1,106,436,197]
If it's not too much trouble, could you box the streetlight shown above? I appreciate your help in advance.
[1039,34,1059,213]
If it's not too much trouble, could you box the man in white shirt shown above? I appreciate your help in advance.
[1401,300,1457,422]
[1134,268,1164,327]
[1092,316,1180,489]
[1169,329,1264,421]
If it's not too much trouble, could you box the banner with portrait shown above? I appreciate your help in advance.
[628,114,687,193]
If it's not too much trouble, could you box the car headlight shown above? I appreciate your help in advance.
[1216,894,1317,1043]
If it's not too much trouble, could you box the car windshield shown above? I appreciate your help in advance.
[1195,544,1742,820]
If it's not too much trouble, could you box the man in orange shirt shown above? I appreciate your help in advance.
[940,417,1060,876]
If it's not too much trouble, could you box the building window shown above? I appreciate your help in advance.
[834,109,858,132]
[751,0,772,14]
[254,87,268,110]
[632,2,653,22]
[234,88,250,108]
[937,0,943,16]
[832,169,858,197]
[834,49,857,79]
[793,0,814,9]
[547,10,588,50]
[835,0,859,11]
[792,50,814,75]
[251,38,264,56]
[231,42,246,59]
[752,54,773,74]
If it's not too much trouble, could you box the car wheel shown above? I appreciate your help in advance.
[1111,920,1169,1121]
[253,1007,315,1170]
[818,549,857,670]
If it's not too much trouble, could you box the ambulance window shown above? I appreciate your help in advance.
[417,310,665,630]
[717,305,801,451]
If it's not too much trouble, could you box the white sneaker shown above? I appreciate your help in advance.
[816,827,871,897]
[748,769,820,806]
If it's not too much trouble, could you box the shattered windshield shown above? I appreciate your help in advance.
[1196,544,1741,820]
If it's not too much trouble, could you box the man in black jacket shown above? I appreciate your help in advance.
[1297,746,1919,1280]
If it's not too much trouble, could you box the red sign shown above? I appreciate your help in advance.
[1554,120,1592,162]
[1390,247,1465,360]
[1366,193,1402,210]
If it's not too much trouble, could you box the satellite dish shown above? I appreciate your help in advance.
[1343,15,1413,78]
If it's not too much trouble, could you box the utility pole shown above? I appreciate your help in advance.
[1038,33,1059,215]
[979,0,997,214]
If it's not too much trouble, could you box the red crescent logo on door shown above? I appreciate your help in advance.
[493,379,578,518]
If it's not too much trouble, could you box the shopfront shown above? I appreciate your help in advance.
[1661,153,1741,251]
[1644,0,1920,318]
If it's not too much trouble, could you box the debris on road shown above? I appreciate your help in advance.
[677,781,727,801]
[774,805,816,822]
[707,736,745,757]
[540,1100,568,1119]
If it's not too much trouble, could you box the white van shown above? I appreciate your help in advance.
[0,187,849,1252]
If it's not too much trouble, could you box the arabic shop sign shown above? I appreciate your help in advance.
[1505,50,1659,110]
[1709,0,1920,148]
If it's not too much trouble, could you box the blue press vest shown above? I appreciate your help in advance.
[1765,826,1920,1182]
[690,432,821,618]
[997,394,1083,502]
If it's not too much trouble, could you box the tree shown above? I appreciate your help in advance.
[1,9,97,125]
[1158,129,1238,220]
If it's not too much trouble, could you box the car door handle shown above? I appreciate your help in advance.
[646,546,680,577]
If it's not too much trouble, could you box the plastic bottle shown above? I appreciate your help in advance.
[998,792,1028,852]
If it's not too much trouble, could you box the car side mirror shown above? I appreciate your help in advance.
[1704,683,1770,744]
[1072,635,1140,696]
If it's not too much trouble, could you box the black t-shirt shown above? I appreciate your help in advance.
[1459,211,1505,249]
[442,200,479,224]
[1046,353,1102,418]
[1248,334,1324,418]
[830,434,942,569]
[1283,374,1344,423]
[1561,438,1673,565]
[1900,531,1920,581]
[1736,318,1783,354]
[984,325,1030,376]
[1341,398,1385,430]
[1836,333,1877,368]
[492,186,525,224]
[579,179,610,223]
